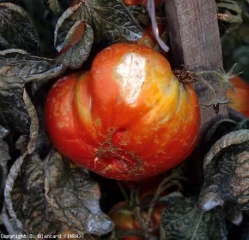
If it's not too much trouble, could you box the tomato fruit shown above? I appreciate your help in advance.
[227,76,249,117]
[108,198,166,239]
[44,43,200,180]
[123,0,162,9]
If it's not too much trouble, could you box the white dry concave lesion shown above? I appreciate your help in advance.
[116,52,146,105]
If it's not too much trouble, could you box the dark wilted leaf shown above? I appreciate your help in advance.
[54,4,85,52]
[0,49,66,83]
[0,125,9,201]
[54,4,93,69]
[86,0,143,43]
[199,129,249,224]
[1,206,23,235]
[0,2,39,54]
[160,193,227,240]
[127,5,151,27]
[10,153,60,234]
[6,148,114,236]
[45,150,114,236]
[56,19,85,52]
[23,89,38,154]
[0,125,10,168]
[0,49,63,133]
[0,70,30,134]
[55,23,93,69]
[5,150,29,231]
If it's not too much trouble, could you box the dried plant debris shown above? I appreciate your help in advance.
[199,129,249,225]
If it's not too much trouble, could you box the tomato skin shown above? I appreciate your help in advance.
[227,76,249,117]
[44,43,200,180]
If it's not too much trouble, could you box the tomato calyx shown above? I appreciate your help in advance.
[173,68,197,84]
[195,64,240,114]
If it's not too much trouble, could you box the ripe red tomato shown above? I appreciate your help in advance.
[227,76,249,117]
[44,43,200,180]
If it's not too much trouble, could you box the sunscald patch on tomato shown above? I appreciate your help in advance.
[44,43,200,180]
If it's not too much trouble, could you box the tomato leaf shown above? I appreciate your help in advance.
[4,88,40,232]
[9,153,60,234]
[86,0,143,43]
[0,125,9,166]
[0,73,29,134]
[54,4,94,68]
[0,49,66,83]
[6,149,114,236]
[199,129,249,225]
[0,125,10,192]
[23,89,39,154]
[55,23,94,69]
[0,2,39,54]
[0,49,65,133]
[45,150,114,236]
[54,4,85,52]
[160,193,227,240]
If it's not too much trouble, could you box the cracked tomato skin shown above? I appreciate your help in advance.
[44,43,200,180]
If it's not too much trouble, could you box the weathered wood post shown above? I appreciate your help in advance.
[165,0,227,133]
[165,0,228,182]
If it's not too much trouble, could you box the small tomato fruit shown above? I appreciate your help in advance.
[44,43,200,180]
[108,199,166,239]
[227,76,249,117]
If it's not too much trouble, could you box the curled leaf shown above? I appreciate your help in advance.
[56,20,85,53]
[0,125,10,198]
[55,23,94,69]
[23,89,38,154]
[0,125,10,168]
[54,3,93,69]
[0,49,66,83]
[199,129,249,224]
[4,150,28,230]
[54,4,86,52]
